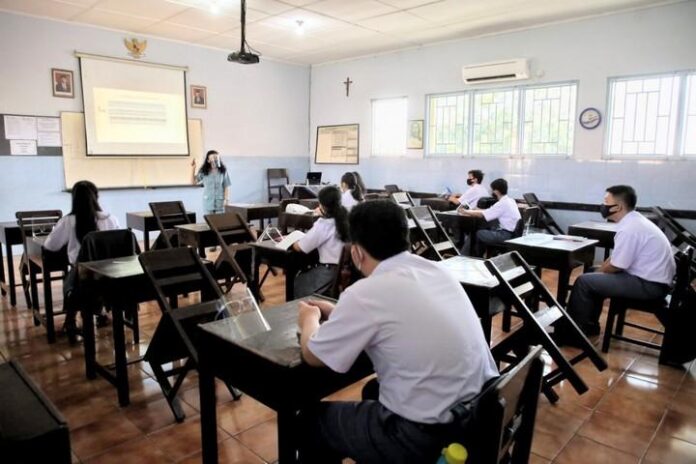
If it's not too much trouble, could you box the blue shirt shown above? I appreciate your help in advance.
[196,169,231,213]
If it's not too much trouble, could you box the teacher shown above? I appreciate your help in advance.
[191,150,231,215]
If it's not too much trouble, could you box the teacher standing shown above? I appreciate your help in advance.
[191,150,231,215]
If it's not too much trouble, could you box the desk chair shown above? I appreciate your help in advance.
[390,191,415,207]
[204,212,255,292]
[457,346,543,464]
[408,206,459,261]
[16,210,65,342]
[484,206,540,258]
[139,247,241,422]
[267,168,289,203]
[602,247,694,365]
[485,252,607,403]
[522,193,563,235]
[652,207,696,250]
[149,201,191,249]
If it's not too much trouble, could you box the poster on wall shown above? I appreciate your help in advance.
[315,124,359,165]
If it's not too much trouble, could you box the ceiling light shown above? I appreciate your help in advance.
[295,20,305,36]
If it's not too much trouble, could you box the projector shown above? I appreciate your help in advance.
[227,51,260,65]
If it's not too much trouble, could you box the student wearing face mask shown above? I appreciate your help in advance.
[448,169,488,209]
[456,178,521,257]
[556,185,676,343]
[191,150,231,215]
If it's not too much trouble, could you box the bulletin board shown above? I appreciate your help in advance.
[61,112,202,189]
[314,124,359,165]
[0,113,63,156]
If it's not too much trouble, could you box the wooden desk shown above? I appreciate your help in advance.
[26,236,69,343]
[250,240,316,302]
[225,203,279,229]
[504,234,597,305]
[78,255,154,406]
[126,211,196,251]
[176,223,218,258]
[436,210,483,247]
[0,221,23,307]
[197,297,373,464]
[567,221,618,260]
[438,256,501,342]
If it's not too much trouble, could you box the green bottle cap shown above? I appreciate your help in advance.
[444,443,468,464]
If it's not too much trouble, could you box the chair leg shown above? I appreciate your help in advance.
[502,306,512,332]
[149,360,188,423]
[616,309,626,336]
[602,306,617,353]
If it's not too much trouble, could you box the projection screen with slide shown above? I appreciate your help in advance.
[78,53,189,156]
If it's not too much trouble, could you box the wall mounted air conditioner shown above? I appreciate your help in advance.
[461,59,530,85]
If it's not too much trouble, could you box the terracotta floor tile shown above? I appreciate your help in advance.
[644,433,696,464]
[57,392,121,430]
[554,436,639,464]
[216,395,276,436]
[625,356,686,387]
[596,390,667,429]
[658,409,696,445]
[577,410,657,456]
[176,437,264,464]
[179,380,236,411]
[529,453,551,464]
[549,380,607,410]
[84,437,173,464]
[124,396,198,434]
[71,413,142,460]
[613,374,677,406]
[235,418,278,463]
[147,416,229,462]
[531,429,572,460]
[668,390,696,418]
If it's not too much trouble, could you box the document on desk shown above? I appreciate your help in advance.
[439,257,498,287]
[275,230,305,250]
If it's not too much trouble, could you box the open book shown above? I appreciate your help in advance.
[257,226,305,250]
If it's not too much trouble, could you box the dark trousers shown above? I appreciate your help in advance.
[294,265,336,298]
[567,271,670,332]
[461,228,513,257]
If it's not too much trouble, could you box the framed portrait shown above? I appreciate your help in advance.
[191,85,207,109]
[407,119,424,149]
[52,68,74,98]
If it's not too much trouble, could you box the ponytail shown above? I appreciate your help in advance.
[318,186,350,242]
[341,172,364,202]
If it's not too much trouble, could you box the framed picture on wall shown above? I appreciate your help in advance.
[191,85,207,109]
[407,119,424,149]
[315,124,359,164]
[52,68,74,98]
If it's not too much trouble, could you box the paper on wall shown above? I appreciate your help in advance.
[4,115,37,140]
[10,139,38,155]
[37,131,62,147]
[37,117,60,132]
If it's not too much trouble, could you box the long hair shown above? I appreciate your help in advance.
[70,180,102,243]
[199,150,227,175]
[341,172,364,202]
[319,186,350,242]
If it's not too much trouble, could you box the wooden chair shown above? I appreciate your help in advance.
[522,193,564,235]
[277,212,317,235]
[204,212,255,292]
[408,206,459,261]
[602,247,693,364]
[139,246,241,422]
[149,201,191,249]
[457,346,544,464]
[485,252,607,403]
[652,206,696,250]
[15,210,65,338]
[267,168,289,203]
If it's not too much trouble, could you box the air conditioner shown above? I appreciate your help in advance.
[461,59,530,85]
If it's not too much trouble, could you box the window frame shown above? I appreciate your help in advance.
[371,96,408,157]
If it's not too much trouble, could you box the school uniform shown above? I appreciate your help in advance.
[459,183,489,209]
[461,195,521,257]
[299,251,498,463]
[44,212,120,264]
[294,217,344,298]
[566,211,676,335]
[196,169,231,215]
[341,189,360,211]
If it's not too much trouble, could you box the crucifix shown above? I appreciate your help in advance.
[343,77,353,97]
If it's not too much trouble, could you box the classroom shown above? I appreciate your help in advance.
[1,1,695,463]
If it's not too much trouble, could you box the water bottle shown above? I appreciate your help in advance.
[523,216,532,236]
[436,443,468,464]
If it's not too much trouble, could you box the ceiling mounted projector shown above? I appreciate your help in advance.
[228,0,259,65]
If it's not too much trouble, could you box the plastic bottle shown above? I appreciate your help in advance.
[436,443,468,464]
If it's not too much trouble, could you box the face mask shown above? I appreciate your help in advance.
[466,178,475,186]
[600,204,618,219]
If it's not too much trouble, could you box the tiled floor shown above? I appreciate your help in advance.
[1,260,695,463]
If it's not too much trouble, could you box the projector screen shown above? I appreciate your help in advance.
[79,54,189,156]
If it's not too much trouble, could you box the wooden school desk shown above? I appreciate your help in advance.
[126,210,196,251]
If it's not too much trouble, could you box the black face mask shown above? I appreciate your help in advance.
[600,204,619,219]
[466,179,475,186]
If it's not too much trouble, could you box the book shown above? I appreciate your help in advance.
[275,230,305,250]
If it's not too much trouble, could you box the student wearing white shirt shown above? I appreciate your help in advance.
[448,169,489,209]
[457,178,521,257]
[340,171,364,211]
[559,185,676,342]
[43,180,120,333]
[292,185,349,298]
[297,200,498,463]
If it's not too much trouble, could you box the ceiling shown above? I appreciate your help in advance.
[0,0,683,65]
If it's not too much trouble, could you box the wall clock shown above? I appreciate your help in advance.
[579,107,602,129]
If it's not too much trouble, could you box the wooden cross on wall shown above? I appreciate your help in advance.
[343,77,353,97]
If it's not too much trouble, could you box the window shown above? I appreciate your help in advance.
[682,74,696,156]
[372,97,407,157]
[427,94,469,155]
[522,83,577,155]
[472,88,519,155]
[607,74,681,156]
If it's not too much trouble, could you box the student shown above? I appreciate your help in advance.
[191,150,231,215]
[448,169,488,209]
[292,186,349,298]
[559,185,676,341]
[458,178,521,257]
[44,180,120,331]
[340,172,364,211]
[352,171,367,195]
[297,200,498,463]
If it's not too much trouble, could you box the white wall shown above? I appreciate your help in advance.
[0,12,311,231]
[309,2,696,216]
